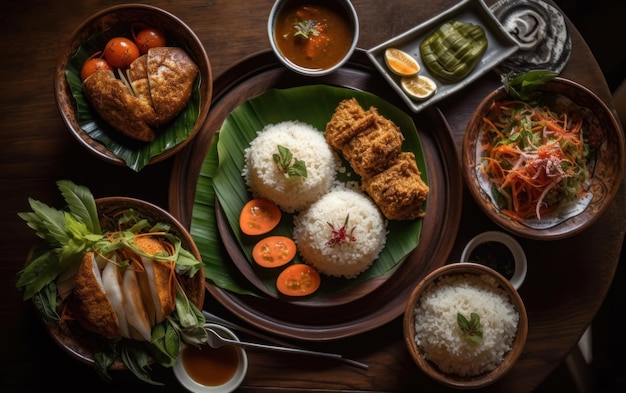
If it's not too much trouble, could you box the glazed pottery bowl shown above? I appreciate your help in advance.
[462,77,624,240]
[403,263,528,389]
[54,4,212,170]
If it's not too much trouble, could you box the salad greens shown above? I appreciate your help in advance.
[17,180,206,384]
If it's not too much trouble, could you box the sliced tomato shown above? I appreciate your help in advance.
[276,264,321,297]
[252,236,296,268]
[239,199,281,236]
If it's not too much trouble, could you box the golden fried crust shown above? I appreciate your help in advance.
[325,98,376,149]
[83,70,157,142]
[147,47,198,125]
[362,152,429,220]
[72,252,120,339]
[342,110,405,178]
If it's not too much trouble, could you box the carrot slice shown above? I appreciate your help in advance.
[239,199,281,236]
[252,236,297,268]
[276,264,321,297]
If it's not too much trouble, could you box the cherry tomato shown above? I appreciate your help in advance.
[103,37,140,69]
[239,199,281,236]
[80,51,112,81]
[133,26,167,54]
[276,264,321,297]
[252,236,297,268]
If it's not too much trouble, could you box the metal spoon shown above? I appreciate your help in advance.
[205,326,344,361]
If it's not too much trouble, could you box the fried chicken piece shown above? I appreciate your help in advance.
[72,252,120,339]
[362,152,429,220]
[342,108,405,178]
[325,97,377,150]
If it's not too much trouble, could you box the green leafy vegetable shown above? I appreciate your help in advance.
[501,69,559,101]
[457,312,483,344]
[273,144,307,178]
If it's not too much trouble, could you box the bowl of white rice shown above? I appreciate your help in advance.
[243,120,338,213]
[403,263,528,389]
[293,187,387,279]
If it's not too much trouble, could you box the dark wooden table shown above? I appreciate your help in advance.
[1,0,624,392]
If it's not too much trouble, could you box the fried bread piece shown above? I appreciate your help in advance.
[83,47,198,142]
[146,47,198,124]
[83,70,158,142]
[362,152,429,220]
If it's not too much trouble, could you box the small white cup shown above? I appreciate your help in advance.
[461,231,527,290]
[174,323,248,393]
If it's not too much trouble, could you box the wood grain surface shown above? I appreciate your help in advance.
[1,0,624,392]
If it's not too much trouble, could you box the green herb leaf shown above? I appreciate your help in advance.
[294,19,320,39]
[457,312,483,344]
[272,144,307,178]
[57,179,101,234]
[501,69,559,101]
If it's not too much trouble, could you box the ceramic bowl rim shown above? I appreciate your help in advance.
[267,0,360,76]
[460,231,527,289]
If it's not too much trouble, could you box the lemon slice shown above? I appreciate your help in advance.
[401,75,437,101]
[384,48,420,76]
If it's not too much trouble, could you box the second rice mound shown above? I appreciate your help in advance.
[243,121,337,213]
[293,188,387,279]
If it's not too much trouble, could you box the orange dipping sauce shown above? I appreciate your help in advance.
[274,0,354,70]
[181,344,240,386]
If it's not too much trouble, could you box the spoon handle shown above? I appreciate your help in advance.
[221,335,343,360]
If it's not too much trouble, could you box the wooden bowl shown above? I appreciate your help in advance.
[54,4,212,170]
[462,77,624,240]
[40,197,205,370]
[403,263,528,389]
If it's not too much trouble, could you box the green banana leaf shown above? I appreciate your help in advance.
[65,23,201,172]
[191,85,428,299]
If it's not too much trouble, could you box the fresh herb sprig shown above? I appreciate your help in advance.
[273,144,307,178]
[457,312,484,344]
[501,69,559,101]
[294,19,320,39]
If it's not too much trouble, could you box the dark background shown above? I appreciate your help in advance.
[541,1,625,392]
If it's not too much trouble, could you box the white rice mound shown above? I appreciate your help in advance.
[293,187,387,279]
[243,121,337,213]
[413,273,519,377]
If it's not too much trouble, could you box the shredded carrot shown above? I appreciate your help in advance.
[479,100,590,220]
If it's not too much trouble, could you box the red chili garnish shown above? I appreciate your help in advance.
[325,214,357,247]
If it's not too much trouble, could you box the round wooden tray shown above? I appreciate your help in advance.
[169,49,463,341]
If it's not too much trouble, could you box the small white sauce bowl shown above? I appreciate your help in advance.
[174,323,248,393]
[461,231,527,290]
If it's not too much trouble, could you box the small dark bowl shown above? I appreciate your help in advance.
[54,4,212,168]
